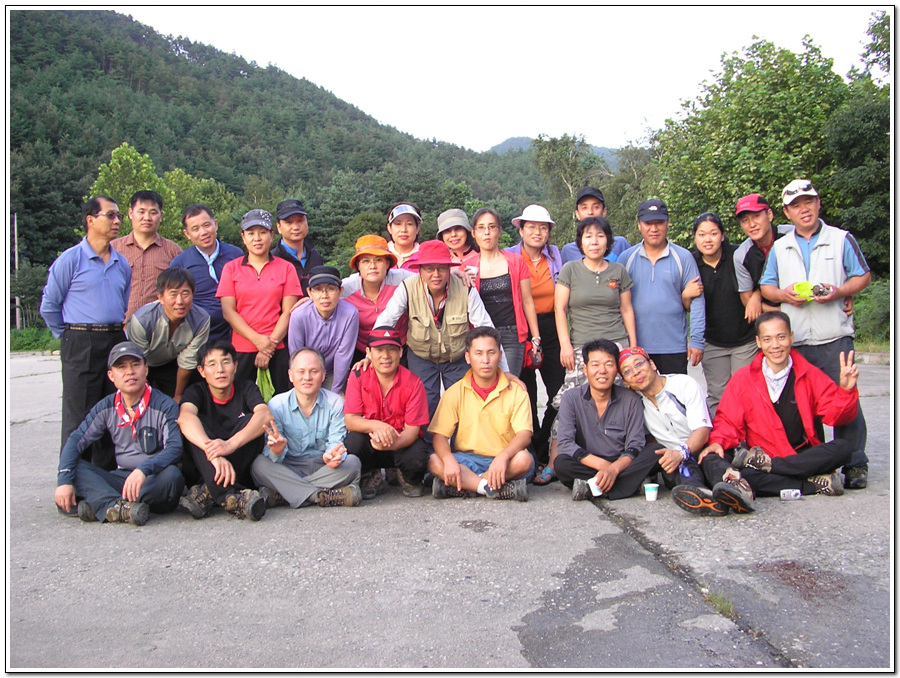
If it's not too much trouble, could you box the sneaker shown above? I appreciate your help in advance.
[808,472,845,496]
[844,465,868,490]
[259,485,289,508]
[671,485,729,517]
[359,470,386,500]
[77,500,96,522]
[225,489,267,520]
[105,499,150,526]
[313,485,362,507]
[179,483,216,519]
[396,468,425,498]
[572,478,592,501]
[712,476,755,514]
[432,476,467,499]
[731,445,773,473]
[494,477,528,502]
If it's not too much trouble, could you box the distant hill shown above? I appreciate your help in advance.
[9,10,546,266]
[490,137,619,172]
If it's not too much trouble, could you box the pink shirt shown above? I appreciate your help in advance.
[344,283,409,353]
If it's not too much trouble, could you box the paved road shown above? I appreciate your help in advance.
[6,353,892,669]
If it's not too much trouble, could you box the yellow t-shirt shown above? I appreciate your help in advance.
[428,369,533,456]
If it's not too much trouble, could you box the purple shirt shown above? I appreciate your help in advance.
[287,299,359,394]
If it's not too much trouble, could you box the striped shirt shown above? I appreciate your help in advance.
[111,232,183,320]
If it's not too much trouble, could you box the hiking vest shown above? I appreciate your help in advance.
[771,222,853,346]
[405,274,470,363]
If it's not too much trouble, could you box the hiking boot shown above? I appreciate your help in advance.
[712,475,755,514]
[385,468,401,486]
[77,500,96,522]
[259,485,289,508]
[179,483,216,519]
[572,478,592,501]
[494,477,528,502]
[731,445,773,473]
[313,485,362,507]
[432,476,467,499]
[671,485,729,517]
[359,471,386,501]
[396,468,425,497]
[105,499,150,526]
[808,472,845,496]
[225,489,267,520]
[843,465,868,490]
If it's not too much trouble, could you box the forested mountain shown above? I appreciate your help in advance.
[9,9,547,267]
[491,137,618,172]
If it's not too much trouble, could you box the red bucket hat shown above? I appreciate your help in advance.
[407,240,452,268]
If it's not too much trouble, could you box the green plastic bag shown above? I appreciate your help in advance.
[257,367,274,401]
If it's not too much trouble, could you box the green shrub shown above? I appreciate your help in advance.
[853,278,890,343]
[9,327,60,352]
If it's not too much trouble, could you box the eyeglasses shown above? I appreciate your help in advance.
[474,224,499,234]
[783,182,813,197]
[523,223,550,233]
[204,357,234,369]
[93,211,124,221]
[620,358,648,379]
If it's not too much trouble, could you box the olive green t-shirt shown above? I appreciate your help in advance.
[557,260,633,346]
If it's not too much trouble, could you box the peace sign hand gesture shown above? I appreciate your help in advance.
[839,351,859,391]
[263,420,287,457]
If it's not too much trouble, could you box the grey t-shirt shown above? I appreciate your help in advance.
[557,260,633,346]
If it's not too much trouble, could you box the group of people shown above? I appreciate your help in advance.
[45,178,871,524]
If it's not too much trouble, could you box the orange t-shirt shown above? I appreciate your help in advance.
[525,255,554,314]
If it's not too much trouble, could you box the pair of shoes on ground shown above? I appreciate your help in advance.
[78,498,150,526]
[180,484,267,521]
[432,476,528,501]
[361,468,425,499]
[259,484,362,508]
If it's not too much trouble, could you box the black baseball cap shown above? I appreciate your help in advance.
[576,187,605,206]
[637,199,669,222]
[276,199,308,220]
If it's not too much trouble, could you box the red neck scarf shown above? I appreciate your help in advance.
[115,384,152,438]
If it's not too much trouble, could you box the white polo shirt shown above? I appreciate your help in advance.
[638,373,711,449]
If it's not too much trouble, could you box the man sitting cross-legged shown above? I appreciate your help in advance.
[344,327,431,499]
[555,339,671,501]
[427,326,533,501]
[251,348,362,508]
[177,340,272,521]
[54,342,185,526]
[683,311,858,516]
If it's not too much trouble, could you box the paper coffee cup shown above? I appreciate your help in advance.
[644,483,660,501]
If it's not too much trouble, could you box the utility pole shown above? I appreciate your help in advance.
[14,213,22,330]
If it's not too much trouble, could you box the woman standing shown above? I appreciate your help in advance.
[386,202,422,270]
[343,234,410,364]
[691,212,757,418]
[217,209,302,396]
[462,207,540,376]
[505,204,564,474]
[437,209,478,266]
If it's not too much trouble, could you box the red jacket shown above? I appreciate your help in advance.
[710,350,858,458]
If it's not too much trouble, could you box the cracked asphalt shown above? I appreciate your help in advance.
[6,353,892,669]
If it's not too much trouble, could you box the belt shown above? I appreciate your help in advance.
[64,323,123,332]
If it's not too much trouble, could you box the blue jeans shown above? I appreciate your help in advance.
[796,337,868,469]
[405,351,470,420]
[74,460,185,522]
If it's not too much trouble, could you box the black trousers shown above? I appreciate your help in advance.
[648,352,688,376]
[188,436,264,505]
[521,312,565,463]
[344,431,429,483]
[235,346,290,397]
[554,442,706,500]
[700,440,851,496]
[60,327,126,469]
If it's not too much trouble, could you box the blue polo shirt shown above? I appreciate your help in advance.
[40,238,132,338]
[619,241,706,353]
[170,241,243,342]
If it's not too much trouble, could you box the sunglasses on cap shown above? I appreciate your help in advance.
[783,182,814,197]
[388,204,422,224]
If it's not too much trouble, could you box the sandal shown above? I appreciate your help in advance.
[533,465,557,485]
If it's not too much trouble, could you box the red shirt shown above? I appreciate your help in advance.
[344,365,430,433]
[216,256,303,353]
[344,284,409,353]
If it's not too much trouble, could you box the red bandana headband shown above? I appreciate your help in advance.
[618,347,650,370]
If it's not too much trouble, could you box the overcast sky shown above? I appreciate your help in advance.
[117,5,887,152]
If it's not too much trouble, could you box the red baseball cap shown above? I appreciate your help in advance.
[734,194,770,216]
[367,326,403,349]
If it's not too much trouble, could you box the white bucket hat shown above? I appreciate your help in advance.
[511,204,555,229]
